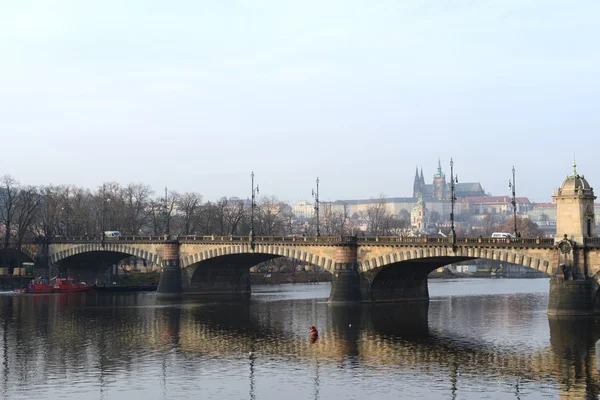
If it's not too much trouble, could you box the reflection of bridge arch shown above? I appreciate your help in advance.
[181,243,336,272]
[50,243,162,266]
[360,247,554,275]
[0,247,36,267]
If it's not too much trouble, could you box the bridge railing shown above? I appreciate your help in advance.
[455,237,554,246]
[47,236,166,243]
[584,237,600,247]
[178,235,345,244]
[356,236,453,244]
[17,235,556,247]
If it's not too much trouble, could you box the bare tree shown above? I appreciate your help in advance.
[14,186,41,246]
[148,199,164,235]
[123,183,153,235]
[0,175,20,247]
[323,203,348,236]
[223,198,246,235]
[256,196,286,236]
[177,192,203,235]
[67,186,95,236]
[361,195,388,235]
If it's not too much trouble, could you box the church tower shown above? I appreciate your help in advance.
[411,195,427,231]
[553,164,597,243]
[433,159,447,201]
[413,167,422,198]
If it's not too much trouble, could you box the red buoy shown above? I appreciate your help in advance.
[309,325,319,343]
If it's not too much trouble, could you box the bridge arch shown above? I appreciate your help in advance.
[359,246,555,302]
[50,243,162,266]
[181,244,336,272]
[359,247,554,276]
[0,247,36,268]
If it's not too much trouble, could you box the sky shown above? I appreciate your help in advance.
[1,0,599,203]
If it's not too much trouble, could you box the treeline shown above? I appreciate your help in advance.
[0,175,307,246]
[0,175,410,246]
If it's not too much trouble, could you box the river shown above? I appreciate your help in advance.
[0,278,598,399]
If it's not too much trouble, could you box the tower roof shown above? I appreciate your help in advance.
[557,163,593,196]
[434,158,445,178]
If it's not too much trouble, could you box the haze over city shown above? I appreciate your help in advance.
[1,0,599,202]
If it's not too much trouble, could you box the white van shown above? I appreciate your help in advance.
[491,232,515,238]
[103,231,122,238]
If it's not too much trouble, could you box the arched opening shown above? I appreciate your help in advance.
[184,253,332,296]
[365,256,552,302]
[54,250,159,286]
[0,248,35,274]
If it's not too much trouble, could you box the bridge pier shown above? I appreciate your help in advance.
[547,276,598,316]
[329,238,363,304]
[184,265,251,298]
[367,265,430,303]
[157,241,183,297]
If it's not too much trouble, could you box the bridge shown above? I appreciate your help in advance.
[3,166,600,315]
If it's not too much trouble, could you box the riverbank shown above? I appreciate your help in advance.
[250,272,331,285]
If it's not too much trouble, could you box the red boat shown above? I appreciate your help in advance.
[53,277,93,293]
[14,279,54,294]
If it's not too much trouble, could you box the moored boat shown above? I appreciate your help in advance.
[53,277,93,293]
[14,279,54,294]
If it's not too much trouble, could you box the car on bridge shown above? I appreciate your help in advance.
[491,232,516,238]
[103,231,122,238]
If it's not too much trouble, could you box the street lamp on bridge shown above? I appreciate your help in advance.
[250,172,259,248]
[101,183,107,245]
[509,166,518,237]
[312,177,320,237]
[164,186,170,237]
[449,158,458,244]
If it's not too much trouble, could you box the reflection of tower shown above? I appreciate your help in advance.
[548,316,600,399]
[433,159,447,200]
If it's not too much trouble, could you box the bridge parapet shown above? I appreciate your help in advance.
[584,237,600,247]
[356,236,555,248]
[39,235,556,247]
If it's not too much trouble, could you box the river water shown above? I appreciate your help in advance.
[0,278,598,399]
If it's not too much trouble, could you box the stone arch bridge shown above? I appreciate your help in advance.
[11,233,600,314]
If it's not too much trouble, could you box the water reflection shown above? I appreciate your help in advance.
[548,316,600,399]
[0,287,599,399]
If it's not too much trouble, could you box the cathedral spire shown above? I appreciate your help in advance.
[420,167,425,185]
[413,166,422,198]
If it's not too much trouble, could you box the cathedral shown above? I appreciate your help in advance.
[413,160,486,200]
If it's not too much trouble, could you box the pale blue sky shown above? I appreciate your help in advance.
[1,0,598,203]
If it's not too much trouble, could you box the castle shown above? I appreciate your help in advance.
[413,160,485,200]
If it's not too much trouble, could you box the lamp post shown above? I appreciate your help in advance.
[101,183,106,244]
[164,186,170,237]
[509,166,518,237]
[449,158,458,243]
[250,172,259,248]
[312,177,320,237]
